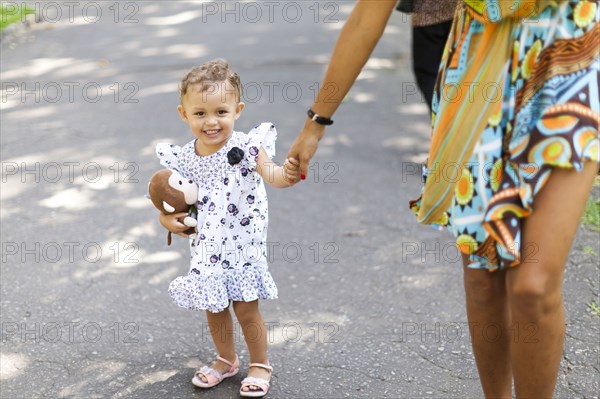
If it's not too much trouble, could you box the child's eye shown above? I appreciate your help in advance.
[218,110,228,115]
[195,112,204,116]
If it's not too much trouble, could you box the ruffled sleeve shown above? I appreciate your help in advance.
[156,143,182,173]
[245,122,277,167]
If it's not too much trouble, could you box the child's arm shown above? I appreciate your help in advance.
[159,211,191,237]
[256,147,300,188]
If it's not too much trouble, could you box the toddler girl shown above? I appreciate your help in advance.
[156,59,299,397]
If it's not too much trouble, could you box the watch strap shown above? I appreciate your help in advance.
[307,109,334,126]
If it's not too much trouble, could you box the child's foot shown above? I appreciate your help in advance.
[240,363,272,397]
[192,354,239,388]
[198,358,233,383]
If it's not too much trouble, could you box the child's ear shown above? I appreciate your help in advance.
[234,102,245,120]
[177,104,188,122]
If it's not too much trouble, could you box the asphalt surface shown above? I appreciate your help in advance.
[1,2,598,398]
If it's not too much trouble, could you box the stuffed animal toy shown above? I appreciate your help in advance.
[148,169,198,245]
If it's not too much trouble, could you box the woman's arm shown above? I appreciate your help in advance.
[287,0,398,179]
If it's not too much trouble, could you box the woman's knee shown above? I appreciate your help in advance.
[507,269,563,320]
[463,268,504,307]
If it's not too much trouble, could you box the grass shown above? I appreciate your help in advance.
[581,177,600,231]
[0,2,35,31]
[588,301,600,318]
[582,198,600,231]
[582,245,597,257]
[582,179,599,319]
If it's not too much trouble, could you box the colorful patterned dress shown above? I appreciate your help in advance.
[411,0,599,270]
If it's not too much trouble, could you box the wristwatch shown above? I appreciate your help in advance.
[307,108,334,126]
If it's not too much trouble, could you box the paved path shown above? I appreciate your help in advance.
[1,2,598,398]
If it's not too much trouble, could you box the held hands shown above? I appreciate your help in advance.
[286,121,326,182]
[283,157,301,185]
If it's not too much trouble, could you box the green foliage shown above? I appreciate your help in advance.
[581,197,600,232]
[0,2,35,31]
[582,245,597,257]
[588,301,600,318]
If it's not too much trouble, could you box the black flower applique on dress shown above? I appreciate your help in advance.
[227,147,245,165]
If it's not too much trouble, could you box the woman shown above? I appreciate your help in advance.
[287,1,599,397]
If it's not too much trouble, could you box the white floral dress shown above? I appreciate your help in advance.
[156,122,279,313]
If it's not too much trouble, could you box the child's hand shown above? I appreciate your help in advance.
[283,157,301,185]
[159,212,191,237]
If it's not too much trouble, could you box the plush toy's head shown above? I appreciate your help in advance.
[148,169,198,245]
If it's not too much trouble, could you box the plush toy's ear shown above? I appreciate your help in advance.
[163,201,175,213]
[148,169,173,212]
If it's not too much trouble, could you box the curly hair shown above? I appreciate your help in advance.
[179,59,242,102]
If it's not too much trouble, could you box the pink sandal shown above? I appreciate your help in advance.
[240,362,273,398]
[191,354,239,388]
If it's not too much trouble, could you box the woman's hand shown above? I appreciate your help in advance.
[286,121,326,181]
[159,212,190,238]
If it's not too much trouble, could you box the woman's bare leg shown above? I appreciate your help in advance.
[507,162,598,398]
[463,257,513,398]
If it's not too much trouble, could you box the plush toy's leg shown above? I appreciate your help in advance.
[183,217,198,227]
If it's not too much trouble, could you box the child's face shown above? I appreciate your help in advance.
[177,81,244,155]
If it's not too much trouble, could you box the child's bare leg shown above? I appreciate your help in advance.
[506,161,598,398]
[199,307,237,382]
[233,300,270,391]
[462,259,512,398]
